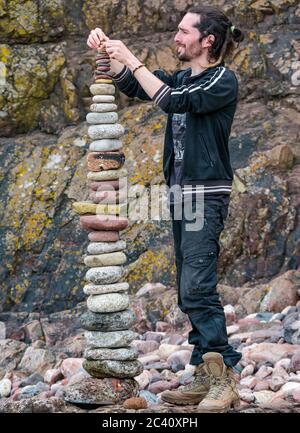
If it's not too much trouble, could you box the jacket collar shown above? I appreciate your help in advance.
[183,60,225,83]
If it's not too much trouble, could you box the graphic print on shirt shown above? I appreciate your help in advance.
[172,112,186,161]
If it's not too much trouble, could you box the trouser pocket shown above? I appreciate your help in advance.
[181,250,218,298]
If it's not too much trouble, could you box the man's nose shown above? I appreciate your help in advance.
[174,32,180,43]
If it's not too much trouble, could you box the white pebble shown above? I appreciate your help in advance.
[0,378,12,397]
[281,382,300,397]
[253,390,275,404]
[238,389,255,403]
[87,240,126,255]
[88,124,124,140]
[89,139,122,152]
[274,358,291,370]
[92,95,115,103]
[241,364,255,378]
[90,103,117,113]
[86,112,118,124]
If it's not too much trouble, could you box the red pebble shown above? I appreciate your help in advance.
[88,231,120,242]
[88,180,121,191]
[80,215,129,231]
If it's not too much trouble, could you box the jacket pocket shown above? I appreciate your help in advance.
[199,134,214,167]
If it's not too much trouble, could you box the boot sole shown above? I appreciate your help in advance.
[161,399,205,406]
[197,398,241,413]
[161,393,208,406]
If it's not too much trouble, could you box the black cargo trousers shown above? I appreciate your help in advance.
[169,198,242,368]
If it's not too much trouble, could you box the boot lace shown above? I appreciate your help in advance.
[181,372,208,391]
[205,376,232,400]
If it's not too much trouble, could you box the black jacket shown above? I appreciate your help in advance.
[113,61,238,195]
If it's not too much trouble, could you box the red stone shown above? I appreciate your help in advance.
[88,180,121,191]
[89,188,127,204]
[87,151,125,172]
[97,66,110,72]
[80,215,129,231]
[123,397,148,409]
[88,231,120,242]
[94,75,112,80]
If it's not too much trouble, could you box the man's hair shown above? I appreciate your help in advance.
[186,5,244,66]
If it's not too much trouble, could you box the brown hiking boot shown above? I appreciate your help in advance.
[197,352,241,413]
[160,363,210,405]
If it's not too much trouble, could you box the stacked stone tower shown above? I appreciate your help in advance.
[64,48,143,406]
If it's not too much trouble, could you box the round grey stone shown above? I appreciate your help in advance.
[85,266,124,284]
[80,309,136,331]
[84,347,139,361]
[86,112,118,124]
[87,168,127,181]
[83,359,143,378]
[88,124,124,140]
[83,282,129,295]
[89,139,122,151]
[85,329,139,348]
[90,103,117,113]
[87,292,129,313]
[87,240,126,255]
[92,95,115,103]
[90,84,115,95]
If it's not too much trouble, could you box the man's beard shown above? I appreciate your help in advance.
[177,43,203,62]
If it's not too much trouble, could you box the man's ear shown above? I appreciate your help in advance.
[206,34,215,47]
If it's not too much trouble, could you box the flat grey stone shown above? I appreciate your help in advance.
[90,84,115,95]
[90,103,117,113]
[84,347,139,361]
[85,266,124,284]
[87,168,127,181]
[88,124,124,140]
[87,292,129,313]
[83,359,143,378]
[87,240,126,255]
[92,95,115,103]
[80,309,136,331]
[86,112,118,124]
[89,139,122,151]
[83,282,129,295]
[85,329,139,348]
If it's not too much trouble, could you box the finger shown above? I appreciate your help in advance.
[92,37,100,47]
[88,38,98,48]
[104,40,119,44]
[95,28,109,42]
[87,38,97,49]
[91,30,101,45]
[88,35,97,46]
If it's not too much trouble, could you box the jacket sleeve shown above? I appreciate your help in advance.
[151,67,238,114]
[113,65,175,101]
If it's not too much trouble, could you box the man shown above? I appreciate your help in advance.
[87,5,244,413]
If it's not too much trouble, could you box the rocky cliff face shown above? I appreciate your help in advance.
[0,0,300,313]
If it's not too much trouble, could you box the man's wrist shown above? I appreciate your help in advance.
[126,55,143,72]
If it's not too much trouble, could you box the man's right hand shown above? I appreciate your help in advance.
[87,28,109,49]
